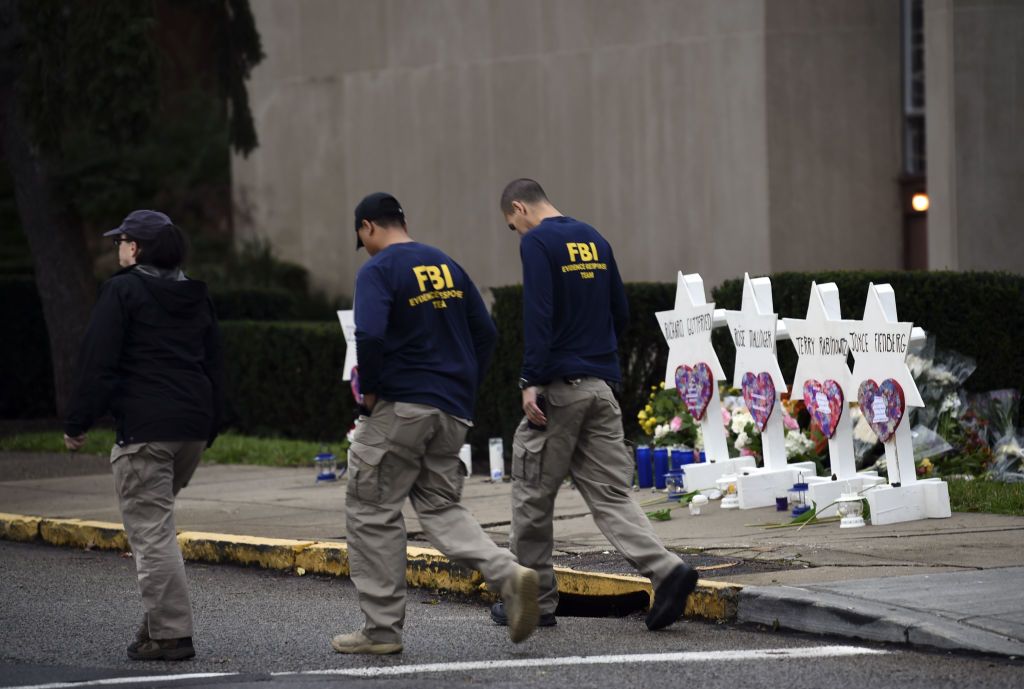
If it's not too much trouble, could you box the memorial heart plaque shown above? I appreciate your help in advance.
[741,371,776,432]
[857,378,905,443]
[350,366,362,404]
[675,363,714,421]
[802,379,845,439]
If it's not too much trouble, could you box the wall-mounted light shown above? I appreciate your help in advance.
[911,192,930,213]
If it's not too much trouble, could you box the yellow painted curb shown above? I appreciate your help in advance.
[688,579,742,621]
[0,513,742,622]
[295,541,349,577]
[0,512,42,542]
[39,518,128,551]
[554,567,652,597]
[406,545,488,596]
[177,531,314,570]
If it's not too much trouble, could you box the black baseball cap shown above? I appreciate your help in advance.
[353,192,404,249]
[102,210,175,241]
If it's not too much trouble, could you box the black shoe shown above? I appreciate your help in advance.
[645,563,699,631]
[127,637,195,661]
[490,601,556,628]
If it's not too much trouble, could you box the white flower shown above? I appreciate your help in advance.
[730,408,753,434]
[906,353,930,379]
[785,430,815,458]
[939,392,962,415]
[925,365,958,386]
[654,424,669,440]
[853,414,879,443]
[734,431,749,449]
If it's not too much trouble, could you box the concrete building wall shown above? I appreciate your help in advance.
[765,1,903,273]
[233,0,910,300]
[925,0,1024,271]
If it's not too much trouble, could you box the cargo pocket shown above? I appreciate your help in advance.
[386,403,435,460]
[511,432,546,488]
[347,441,388,504]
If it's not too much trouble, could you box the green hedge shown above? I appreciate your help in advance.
[211,287,298,321]
[710,271,1024,393]
[220,321,357,440]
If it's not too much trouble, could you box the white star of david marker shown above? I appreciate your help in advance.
[848,283,923,407]
[655,272,726,387]
[337,309,357,381]
[724,273,785,390]
[783,282,856,400]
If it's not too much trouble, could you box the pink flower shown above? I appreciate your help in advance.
[670,416,683,432]
[721,408,731,427]
[782,409,799,431]
[740,447,755,456]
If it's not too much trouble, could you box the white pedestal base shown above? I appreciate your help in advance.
[682,457,758,492]
[864,478,952,525]
[806,473,885,518]
[736,462,818,509]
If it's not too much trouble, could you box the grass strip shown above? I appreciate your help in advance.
[947,479,1024,517]
[0,430,343,468]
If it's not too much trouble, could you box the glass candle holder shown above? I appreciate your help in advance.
[837,492,866,528]
[788,480,810,517]
[664,471,686,501]
[717,473,739,509]
[314,448,337,483]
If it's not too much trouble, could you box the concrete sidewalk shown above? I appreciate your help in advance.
[2,451,1023,656]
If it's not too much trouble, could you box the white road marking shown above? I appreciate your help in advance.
[4,673,237,689]
[286,645,888,678]
[4,645,888,688]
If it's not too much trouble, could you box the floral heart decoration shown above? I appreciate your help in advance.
[675,363,714,421]
[741,371,777,432]
[857,378,906,443]
[802,379,845,439]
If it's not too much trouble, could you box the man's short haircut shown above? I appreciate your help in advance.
[500,178,548,215]
[134,225,187,270]
[370,214,407,230]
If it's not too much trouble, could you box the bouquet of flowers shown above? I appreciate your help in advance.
[636,382,698,448]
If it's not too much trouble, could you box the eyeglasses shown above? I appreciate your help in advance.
[112,237,133,247]
[507,223,516,231]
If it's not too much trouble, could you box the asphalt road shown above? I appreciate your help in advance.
[0,541,1020,689]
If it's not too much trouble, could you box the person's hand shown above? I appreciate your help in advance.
[64,433,87,452]
[363,393,377,412]
[521,387,547,427]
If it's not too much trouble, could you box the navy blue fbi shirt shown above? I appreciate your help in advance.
[354,242,497,421]
[519,216,629,385]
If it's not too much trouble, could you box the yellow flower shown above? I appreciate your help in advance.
[638,410,648,421]
[659,382,665,389]
[644,405,653,414]
[650,385,657,391]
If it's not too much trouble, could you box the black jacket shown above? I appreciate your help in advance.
[65,266,224,447]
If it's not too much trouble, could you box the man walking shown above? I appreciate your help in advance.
[492,179,698,631]
[64,210,223,660]
[334,192,539,655]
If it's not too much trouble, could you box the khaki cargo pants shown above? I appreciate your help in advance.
[511,378,680,616]
[345,400,520,645]
[111,440,205,640]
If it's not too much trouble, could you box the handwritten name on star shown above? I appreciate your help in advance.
[792,335,849,358]
[660,313,714,341]
[847,330,908,356]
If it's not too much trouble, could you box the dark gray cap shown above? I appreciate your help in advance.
[102,210,175,240]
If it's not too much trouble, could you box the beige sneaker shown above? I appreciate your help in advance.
[504,565,540,643]
[330,630,403,655]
